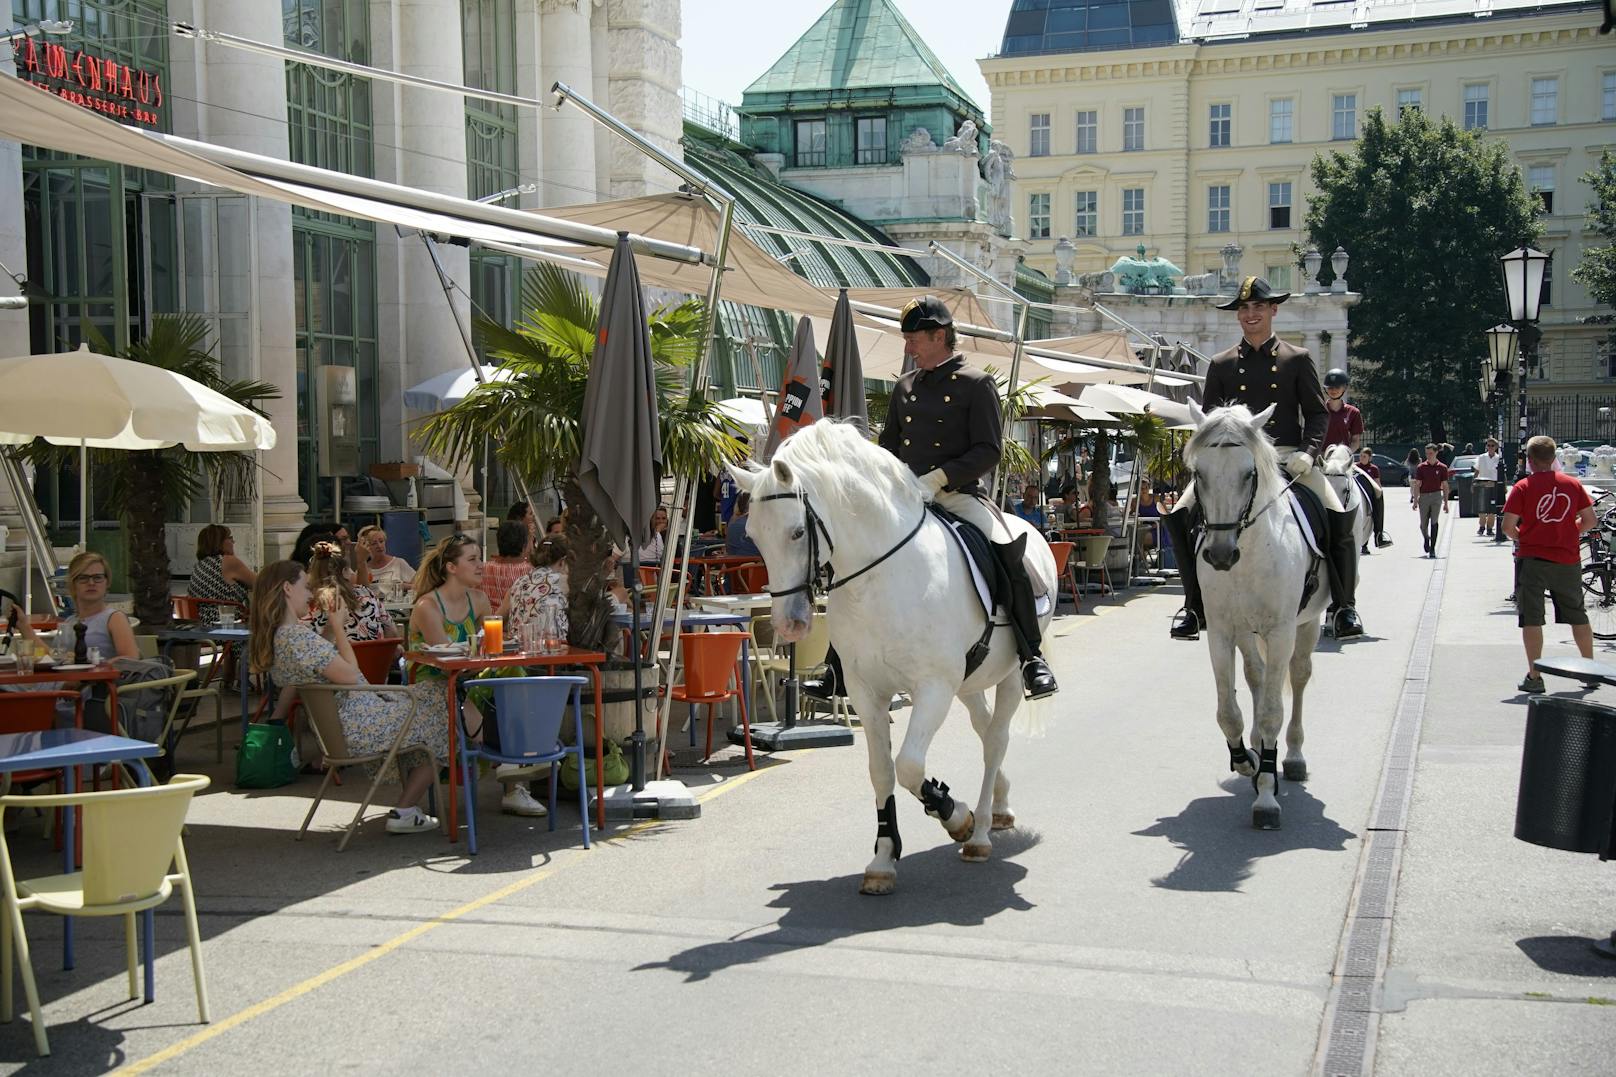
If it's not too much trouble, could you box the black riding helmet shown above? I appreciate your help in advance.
[1323,368,1350,388]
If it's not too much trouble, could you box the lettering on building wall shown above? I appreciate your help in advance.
[8,36,163,127]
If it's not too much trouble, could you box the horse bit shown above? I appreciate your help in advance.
[757,489,926,601]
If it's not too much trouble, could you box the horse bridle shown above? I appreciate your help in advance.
[757,489,926,601]
[1195,442,1304,546]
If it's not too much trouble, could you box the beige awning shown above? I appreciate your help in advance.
[1076,384,1197,429]
[1025,333,1193,387]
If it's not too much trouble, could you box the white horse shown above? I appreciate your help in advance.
[1185,403,1329,830]
[730,422,1057,895]
[1321,445,1373,556]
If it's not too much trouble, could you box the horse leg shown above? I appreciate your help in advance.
[848,680,900,896]
[959,682,1016,862]
[1210,627,1255,777]
[895,684,974,844]
[1251,625,1296,830]
[1284,618,1321,782]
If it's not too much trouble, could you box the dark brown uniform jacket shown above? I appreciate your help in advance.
[877,355,1001,496]
[1201,337,1328,457]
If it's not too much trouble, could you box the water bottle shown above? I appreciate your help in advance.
[72,621,88,664]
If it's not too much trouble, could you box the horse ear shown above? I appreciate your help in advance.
[727,462,757,493]
[1188,401,1207,427]
[1251,403,1277,430]
[772,457,794,486]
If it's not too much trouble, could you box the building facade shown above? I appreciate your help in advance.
[981,1,1615,405]
[1,0,682,562]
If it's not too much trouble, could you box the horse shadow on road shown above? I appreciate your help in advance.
[1131,777,1355,892]
[635,830,1042,983]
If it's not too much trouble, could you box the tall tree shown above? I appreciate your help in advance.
[1305,107,1541,446]
[1571,149,1616,323]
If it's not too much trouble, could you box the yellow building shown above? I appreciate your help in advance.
[980,1,1615,410]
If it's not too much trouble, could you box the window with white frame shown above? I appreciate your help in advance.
[1528,164,1555,215]
[1530,78,1558,126]
[1605,72,1616,121]
[1028,192,1051,239]
[1123,107,1145,151]
[1209,103,1231,148]
[1207,185,1230,233]
[1396,88,1422,117]
[1122,187,1145,235]
[1075,110,1097,154]
[1463,84,1489,131]
[1331,94,1356,140]
[1269,98,1293,144]
[1074,190,1097,237]
[1029,113,1050,157]
[1265,265,1293,292]
[1268,181,1293,229]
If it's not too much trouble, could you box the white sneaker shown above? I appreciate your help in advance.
[501,784,548,817]
[494,763,541,781]
[385,807,438,834]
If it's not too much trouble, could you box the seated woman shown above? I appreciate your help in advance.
[637,505,670,564]
[250,560,444,835]
[480,520,531,609]
[407,534,544,818]
[724,493,760,558]
[7,551,142,729]
[190,524,255,623]
[358,525,415,594]
[308,541,394,642]
[500,534,569,642]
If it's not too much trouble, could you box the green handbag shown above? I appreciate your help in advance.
[236,721,299,789]
[558,738,629,791]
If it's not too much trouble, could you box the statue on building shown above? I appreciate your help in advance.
[982,139,1016,236]
[900,127,936,155]
[943,119,979,156]
[1109,244,1184,295]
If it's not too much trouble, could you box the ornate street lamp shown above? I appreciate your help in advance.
[1486,321,1521,488]
[1500,246,1549,325]
[1602,0,1615,33]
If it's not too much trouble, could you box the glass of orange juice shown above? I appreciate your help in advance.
[482,616,504,654]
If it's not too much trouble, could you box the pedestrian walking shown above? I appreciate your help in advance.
[1502,435,1596,694]
[1473,437,1503,536]
[1411,443,1451,556]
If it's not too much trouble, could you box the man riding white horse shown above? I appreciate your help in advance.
[802,295,1059,701]
[1163,276,1366,641]
[1322,366,1393,549]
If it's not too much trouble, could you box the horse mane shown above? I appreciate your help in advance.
[751,420,924,528]
[1320,444,1355,476]
[1185,405,1285,503]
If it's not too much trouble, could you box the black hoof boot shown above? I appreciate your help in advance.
[1021,658,1057,699]
[1171,608,1201,641]
[1333,606,1364,639]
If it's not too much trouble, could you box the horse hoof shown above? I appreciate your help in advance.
[946,810,976,843]
[960,843,992,862]
[991,811,1016,831]
[1252,806,1282,830]
[859,872,896,896]
[1282,760,1309,782]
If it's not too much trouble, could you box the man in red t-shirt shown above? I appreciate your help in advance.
[1411,443,1452,557]
[1502,435,1596,694]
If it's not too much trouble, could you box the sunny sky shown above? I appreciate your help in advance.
[678,0,1014,116]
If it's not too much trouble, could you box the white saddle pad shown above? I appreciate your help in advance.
[934,513,1055,621]
[1286,491,1326,560]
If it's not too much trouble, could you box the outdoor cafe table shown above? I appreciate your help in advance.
[0,660,122,728]
[0,728,161,996]
[152,623,251,737]
[406,645,609,834]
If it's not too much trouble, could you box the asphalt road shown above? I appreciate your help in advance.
[2,498,1612,1074]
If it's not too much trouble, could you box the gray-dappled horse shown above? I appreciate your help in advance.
[729,422,1057,894]
[1322,445,1373,556]
[1186,403,1329,830]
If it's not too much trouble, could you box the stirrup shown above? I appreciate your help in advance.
[1333,606,1364,638]
[1170,608,1201,640]
[1021,658,1058,699]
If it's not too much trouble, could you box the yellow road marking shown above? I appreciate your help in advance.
[118,766,779,1073]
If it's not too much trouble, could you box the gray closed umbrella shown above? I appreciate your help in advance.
[820,288,867,431]
[763,315,824,461]
[578,232,661,552]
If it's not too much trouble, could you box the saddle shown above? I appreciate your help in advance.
[1188,470,1325,614]
[928,504,1011,679]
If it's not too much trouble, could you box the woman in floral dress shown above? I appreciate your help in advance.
[249,560,446,835]
[499,533,569,642]
[307,541,395,641]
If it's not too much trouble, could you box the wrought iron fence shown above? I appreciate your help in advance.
[1365,392,1616,454]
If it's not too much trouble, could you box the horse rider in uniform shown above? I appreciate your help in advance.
[803,295,1060,702]
[1162,276,1366,641]
[1322,366,1393,548]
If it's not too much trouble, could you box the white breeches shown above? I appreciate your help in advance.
[934,490,1014,544]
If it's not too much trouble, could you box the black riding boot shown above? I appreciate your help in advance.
[800,646,847,701]
[1162,506,1204,640]
[992,535,1058,698]
[1370,484,1392,546]
[1326,509,1365,638]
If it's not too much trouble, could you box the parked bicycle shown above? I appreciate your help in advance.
[1581,490,1616,640]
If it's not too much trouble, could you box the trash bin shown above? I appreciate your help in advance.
[1514,696,1616,857]
[1454,474,1477,518]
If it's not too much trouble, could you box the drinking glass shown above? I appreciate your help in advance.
[16,651,34,675]
[87,646,102,666]
[482,616,504,653]
[520,622,541,656]
[217,606,237,628]
[538,607,564,654]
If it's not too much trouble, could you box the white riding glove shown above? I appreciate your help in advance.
[920,469,950,499]
[1285,451,1315,479]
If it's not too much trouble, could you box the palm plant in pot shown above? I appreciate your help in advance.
[416,264,746,655]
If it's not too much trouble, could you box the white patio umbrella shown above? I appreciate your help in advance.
[401,364,510,410]
[0,344,278,605]
[1076,383,1197,430]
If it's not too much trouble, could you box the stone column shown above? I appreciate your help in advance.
[0,42,28,362]
[186,0,309,557]
[540,0,599,206]
[515,0,547,211]
[605,0,683,198]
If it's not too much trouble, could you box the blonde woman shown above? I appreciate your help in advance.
[249,560,445,835]
[8,551,138,663]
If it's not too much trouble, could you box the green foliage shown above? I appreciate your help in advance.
[1571,150,1616,314]
[1306,107,1541,446]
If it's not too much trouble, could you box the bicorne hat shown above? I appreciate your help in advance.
[1216,276,1290,310]
[899,295,954,333]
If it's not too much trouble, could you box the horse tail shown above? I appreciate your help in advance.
[1012,693,1051,738]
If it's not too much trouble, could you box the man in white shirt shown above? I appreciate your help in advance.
[1473,437,1503,537]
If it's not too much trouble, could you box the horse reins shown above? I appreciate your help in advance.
[757,490,926,601]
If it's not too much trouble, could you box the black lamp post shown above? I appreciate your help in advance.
[1602,0,1615,34]
[1499,246,1549,478]
[1485,322,1520,476]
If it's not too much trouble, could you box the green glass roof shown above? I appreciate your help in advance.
[743,0,978,109]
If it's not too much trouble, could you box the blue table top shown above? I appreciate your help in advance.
[0,729,160,771]
[610,610,747,628]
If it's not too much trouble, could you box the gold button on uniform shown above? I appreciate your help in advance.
[934,441,942,447]
[1239,385,1246,391]
[903,438,911,446]
[944,395,951,402]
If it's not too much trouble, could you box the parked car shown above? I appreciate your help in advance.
[1450,454,1478,501]
[1369,453,1409,486]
